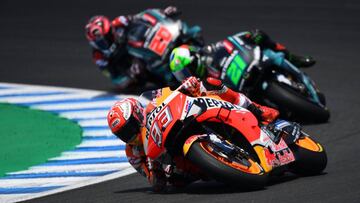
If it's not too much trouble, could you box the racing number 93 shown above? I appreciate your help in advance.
[150,106,173,147]
[148,26,173,56]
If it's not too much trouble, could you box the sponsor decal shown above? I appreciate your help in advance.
[223,40,234,53]
[146,102,166,128]
[148,26,173,56]
[111,118,121,128]
[183,135,200,155]
[146,105,173,147]
[119,101,131,120]
[143,13,157,25]
[193,97,241,110]
[184,99,192,114]
[148,106,173,147]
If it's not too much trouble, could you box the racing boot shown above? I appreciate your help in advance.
[273,43,316,68]
[286,52,316,68]
[248,29,316,68]
[248,102,279,124]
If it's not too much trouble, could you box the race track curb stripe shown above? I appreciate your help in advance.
[0,83,143,203]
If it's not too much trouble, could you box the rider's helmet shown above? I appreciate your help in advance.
[85,15,114,51]
[107,98,144,143]
[169,45,203,81]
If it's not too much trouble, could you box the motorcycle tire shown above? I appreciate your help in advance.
[186,140,267,190]
[288,136,327,176]
[265,82,330,123]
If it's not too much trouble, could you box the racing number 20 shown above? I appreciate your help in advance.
[148,26,172,56]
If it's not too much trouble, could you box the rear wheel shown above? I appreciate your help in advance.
[288,136,327,176]
[265,82,330,123]
[186,140,267,189]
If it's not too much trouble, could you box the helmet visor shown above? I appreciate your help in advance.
[113,116,140,143]
[94,37,111,50]
[172,67,192,82]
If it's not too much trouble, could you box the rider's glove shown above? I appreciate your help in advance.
[179,76,201,96]
[164,6,181,18]
[250,29,270,46]
[147,158,167,192]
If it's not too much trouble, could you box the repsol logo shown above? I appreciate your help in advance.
[146,103,166,129]
[194,98,241,110]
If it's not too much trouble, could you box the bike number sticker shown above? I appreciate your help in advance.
[226,55,247,86]
[148,26,173,56]
[150,106,173,147]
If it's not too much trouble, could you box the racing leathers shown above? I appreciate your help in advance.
[124,76,279,192]
[89,7,202,89]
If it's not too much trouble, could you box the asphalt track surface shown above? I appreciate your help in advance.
[1,0,360,202]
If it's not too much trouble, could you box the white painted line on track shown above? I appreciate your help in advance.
[0,88,65,96]
[78,119,109,127]
[0,177,95,188]
[0,83,142,203]
[60,110,109,119]
[1,168,136,203]
[8,163,131,175]
[32,100,117,111]
[0,92,101,104]
[74,140,125,148]
[82,130,115,137]
[54,151,127,160]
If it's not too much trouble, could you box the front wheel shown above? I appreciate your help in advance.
[288,136,327,176]
[186,140,267,189]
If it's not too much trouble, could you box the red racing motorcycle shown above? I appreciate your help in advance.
[141,87,327,189]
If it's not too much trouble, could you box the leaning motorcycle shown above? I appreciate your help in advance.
[214,33,329,122]
[127,9,203,87]
[141,86,327,189]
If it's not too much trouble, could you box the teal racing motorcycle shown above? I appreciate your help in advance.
[216,33,329,122]
[170,32,329,122]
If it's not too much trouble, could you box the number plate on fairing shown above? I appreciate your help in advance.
[145,22,181,57]
[148,26,173,56]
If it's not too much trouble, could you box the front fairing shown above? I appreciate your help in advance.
[127,15,182,60]
[144,88,261,159]
[144,89,187,159]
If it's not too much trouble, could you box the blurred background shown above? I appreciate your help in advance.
[2,0,358,92]
[1,0,360,202]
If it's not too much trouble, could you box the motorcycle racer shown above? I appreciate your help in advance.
[107,76,300,192]
[85,6,202,90]
[169,30,316,82]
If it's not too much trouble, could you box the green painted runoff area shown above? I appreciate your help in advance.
[0,103,82,177]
